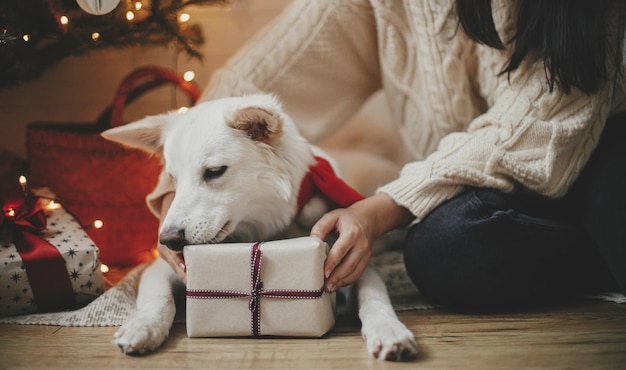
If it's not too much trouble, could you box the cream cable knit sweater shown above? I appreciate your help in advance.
[148,0,625,223]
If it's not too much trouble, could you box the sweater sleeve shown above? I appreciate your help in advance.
[378,58,621,222]
[147,0,382,217]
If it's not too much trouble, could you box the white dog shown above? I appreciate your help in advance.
[102,94,417,361]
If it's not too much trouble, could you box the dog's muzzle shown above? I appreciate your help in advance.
[159,228,187,252]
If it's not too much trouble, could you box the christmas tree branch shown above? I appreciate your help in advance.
[0,0,227,89]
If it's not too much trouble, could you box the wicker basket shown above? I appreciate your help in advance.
[26,66,200,266]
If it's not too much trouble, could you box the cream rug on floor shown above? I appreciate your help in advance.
[0,250,435,326]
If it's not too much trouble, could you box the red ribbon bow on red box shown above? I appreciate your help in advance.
[1,183,75,313]
[186,242,325,336]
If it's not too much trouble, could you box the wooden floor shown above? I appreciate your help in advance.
[1,300,625,369]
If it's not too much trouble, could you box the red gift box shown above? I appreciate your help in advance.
[0,184,102,317]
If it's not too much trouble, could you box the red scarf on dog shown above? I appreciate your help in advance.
[296,156,365,212]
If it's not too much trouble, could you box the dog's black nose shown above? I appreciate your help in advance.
[159,228,187,252]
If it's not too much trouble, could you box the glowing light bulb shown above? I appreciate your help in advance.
[126,11,135,21]
[183,70,195,82]
[179,13,191,22]
[60,15,69,25]
[7,209,15,217]
[23,34,30,42]
[91,32,100,41]
[93,219,104,229]
[100,264,110,273]
[135,1,143,10]
[47,200,61,210]
[18,175,27,189]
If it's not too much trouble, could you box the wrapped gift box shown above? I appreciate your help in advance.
[185,236,335,337]
[1,191,103,317]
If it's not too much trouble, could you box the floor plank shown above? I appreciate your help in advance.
[1,301,625,369]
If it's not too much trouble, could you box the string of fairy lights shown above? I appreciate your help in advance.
[1,0,226,88]
[6,175,111,273]
[63,1,195,82]
[1,1,230,270]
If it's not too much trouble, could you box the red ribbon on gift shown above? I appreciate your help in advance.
[186,242,325,336]
[1,187,75,313]
[297,155,365,213]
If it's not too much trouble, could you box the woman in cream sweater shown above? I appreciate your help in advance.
[155,0,626,309]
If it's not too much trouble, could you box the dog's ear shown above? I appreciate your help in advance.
[226,95,284,144]
[101,113,170,154]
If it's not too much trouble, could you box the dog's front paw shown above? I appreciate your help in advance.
[113,315,170,355]
[361,315,417,361]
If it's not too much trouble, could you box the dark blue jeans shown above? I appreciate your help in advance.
[404,113,626,310]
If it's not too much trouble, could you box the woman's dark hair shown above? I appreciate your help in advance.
[456,0,624,94]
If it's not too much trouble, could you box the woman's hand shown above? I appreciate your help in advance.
[157,192,187,284]
[311,192,414,292]
[311,206,373,293]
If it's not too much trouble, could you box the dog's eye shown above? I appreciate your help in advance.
[203,166,228,181]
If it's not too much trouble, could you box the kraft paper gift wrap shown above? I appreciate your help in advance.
[0,194,103,317]
[184,237,336,337]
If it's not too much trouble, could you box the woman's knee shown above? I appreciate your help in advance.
[403,189,516,308]
[402,188,593,309]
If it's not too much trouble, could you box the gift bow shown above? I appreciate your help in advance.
[1,188,75,312]
[1,191,47,233]
[186,242,325,336]
[1,190,50,256]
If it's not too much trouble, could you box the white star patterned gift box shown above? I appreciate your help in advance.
[0,197,103,317]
